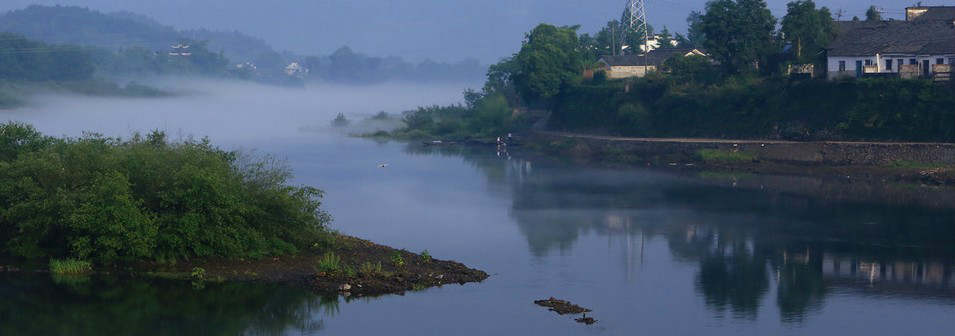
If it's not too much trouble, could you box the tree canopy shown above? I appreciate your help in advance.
[511,24,584,103]
[781,0,836,64]
[700,0,777,74]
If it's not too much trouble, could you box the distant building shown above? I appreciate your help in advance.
[285,62,307,78]
[597,48,706,79]
[826,6,955,79]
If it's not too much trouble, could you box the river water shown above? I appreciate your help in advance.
[2,82,953,335]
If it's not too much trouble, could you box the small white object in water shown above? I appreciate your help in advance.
[378,164,389,168]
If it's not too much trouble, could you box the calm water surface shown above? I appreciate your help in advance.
[2,85,953,335]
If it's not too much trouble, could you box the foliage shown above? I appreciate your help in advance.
[549,77,954,143]
[358,261,389,277]
[0,33,94,81]
[393,92,525,140]
[0,123,332,263]
[317,252,341,274]
[781,0,836,64]
[49,258,92,275]
[865,5,882,21]
[512,24,585,103]
[698,149,756,163]
[391,252,405,268]
[191,267,206,280]
[700,0,777,74]
[663,55,722,85]
[331,113,350,127]
[302,46,485,84]
[420,250,432,263]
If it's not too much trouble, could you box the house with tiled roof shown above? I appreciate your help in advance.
[826,6,955,79]
[597,48,707,79]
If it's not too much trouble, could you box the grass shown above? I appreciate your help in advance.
[49,258,92,275]
[888,160,949,170]
[420,250,432,263]
[391,252,405,268]
[358,261,392,277]
[317,252,341,274]
[698,149,756,163]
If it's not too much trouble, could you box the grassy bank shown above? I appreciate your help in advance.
[550,77,954,143]
[0,79,171,109]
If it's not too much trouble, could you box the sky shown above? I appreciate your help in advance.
[0,0,940,63]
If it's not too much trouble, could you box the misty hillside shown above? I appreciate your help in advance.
[0,5,281,68]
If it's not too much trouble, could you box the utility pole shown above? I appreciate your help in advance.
[621,0,650,70]
[835,8,844,20]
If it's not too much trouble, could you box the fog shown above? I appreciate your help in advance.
[2,79,475,143]
[0,0,930,63]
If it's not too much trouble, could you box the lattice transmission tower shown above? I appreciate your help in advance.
[620,0,650,55]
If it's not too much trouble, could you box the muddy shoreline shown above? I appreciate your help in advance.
[524,132,955,185]
[1,235,489,297]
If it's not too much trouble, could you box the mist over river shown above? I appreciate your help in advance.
[2,81,952,335]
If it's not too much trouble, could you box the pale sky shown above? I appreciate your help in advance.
[0,1,939,63]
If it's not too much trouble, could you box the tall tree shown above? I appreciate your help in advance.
[657,26,676,49]
[511,24,584,104]
[701,0,777,74]
[686,11,707,49]
[781,0,836,64]
[865,5,882,21]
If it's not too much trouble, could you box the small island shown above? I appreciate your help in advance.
[0,122,487,295]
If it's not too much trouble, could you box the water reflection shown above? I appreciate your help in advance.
[409,144,955,323]
[0,274,342,335]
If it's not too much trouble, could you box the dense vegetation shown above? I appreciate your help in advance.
[550,76,954,142]
[0,123,332,264]
[393,0,953,143]
[0,5,485,84]
[0,32,94,81]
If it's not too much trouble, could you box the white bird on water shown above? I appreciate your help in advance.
[377,163,389,168]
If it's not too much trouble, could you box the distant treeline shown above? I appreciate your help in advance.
[0,33,93,81]
[550,77,955,143]
[0,5,486,84]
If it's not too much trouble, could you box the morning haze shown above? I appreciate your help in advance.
[0,0,952,335]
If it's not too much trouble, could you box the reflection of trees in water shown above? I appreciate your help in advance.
[0,275,343,335]
[404,145,955,322]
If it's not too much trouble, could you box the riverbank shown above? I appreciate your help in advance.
[525,131,955,184]
[0,234,488,297]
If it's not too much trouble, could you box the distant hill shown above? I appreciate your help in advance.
[0,5,282,69]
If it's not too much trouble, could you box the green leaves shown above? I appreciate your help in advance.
[700,0,777,74]
[781,0,836,64]
[512,24,585,103]
[0,123,332,264]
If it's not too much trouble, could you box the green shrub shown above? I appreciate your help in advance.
[420,250,432,263]
[0,123,332,263]
[49,258,92,275]
[391,252,405,268]
[698,149,755,163]
[358,261,391,277]
[317,252,341,274]
[191,267,206,280]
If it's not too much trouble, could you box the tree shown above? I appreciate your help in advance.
[781,0,836,64]
[511,24,584,104]
[865,5,882,21]
[657,26,676,49]
[686,11,708,49]
[700,0,777,74]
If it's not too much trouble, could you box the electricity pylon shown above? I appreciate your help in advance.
[621,0,650,56]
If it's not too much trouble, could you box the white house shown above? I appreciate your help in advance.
[597,48,707,79]
[826,6,955,79]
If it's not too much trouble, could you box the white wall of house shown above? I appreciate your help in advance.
[828,54,955,78]
[604,65,656,79]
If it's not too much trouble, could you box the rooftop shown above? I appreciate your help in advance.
[828,20,955,56]
[599,48,705,67]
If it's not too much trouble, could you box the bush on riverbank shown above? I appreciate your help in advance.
[391,93,528,140]
[0,122,332,263]
[550,77,955,143]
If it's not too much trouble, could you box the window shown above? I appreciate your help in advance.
[910,59,917,65]
[838,61,846,71]
[864,59,872,66]
[886,59,893,70]
[950,58,955,64]
[898,59,904,70]
[937,58,945,65]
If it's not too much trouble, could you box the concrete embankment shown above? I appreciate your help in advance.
[529,132,955,166]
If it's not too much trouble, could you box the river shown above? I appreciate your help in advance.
[1,82,953,335]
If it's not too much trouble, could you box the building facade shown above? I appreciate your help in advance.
[826,6,955,79]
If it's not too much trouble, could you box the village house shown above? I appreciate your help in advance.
[826,6,955,79]
[597,48,707,79]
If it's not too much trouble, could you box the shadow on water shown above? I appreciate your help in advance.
[0,274,347,336]
[407,144,955,323]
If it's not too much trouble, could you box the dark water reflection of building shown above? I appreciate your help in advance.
[410,145,955,322]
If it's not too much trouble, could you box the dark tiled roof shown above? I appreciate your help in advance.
[908,6,955,22]
[828,20,955,56]
[600,48,704,66]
